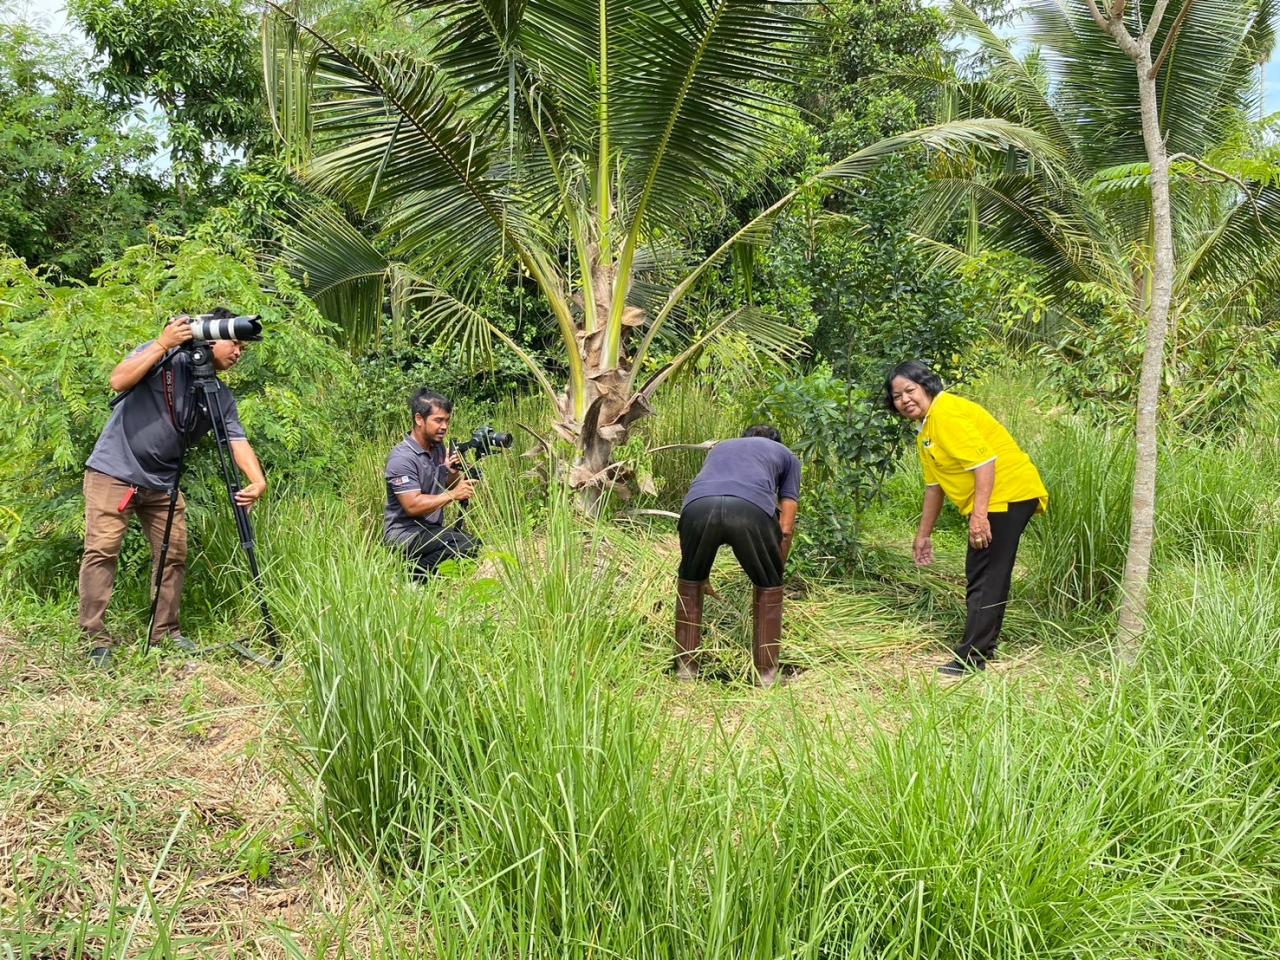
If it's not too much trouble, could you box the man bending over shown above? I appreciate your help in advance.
[675,425,800,687]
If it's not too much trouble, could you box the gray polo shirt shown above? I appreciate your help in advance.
[384,434,449,544]
[682,436,802,518]
[86,341,246,493]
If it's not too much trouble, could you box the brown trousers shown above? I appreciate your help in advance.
[78,469,187,646]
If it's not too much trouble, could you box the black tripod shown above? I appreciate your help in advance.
[143,342,281,666]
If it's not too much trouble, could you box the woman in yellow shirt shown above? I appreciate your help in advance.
[885,361,1048,676]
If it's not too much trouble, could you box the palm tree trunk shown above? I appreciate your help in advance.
[1083,0,1179,644]
[1116,52,1174,642]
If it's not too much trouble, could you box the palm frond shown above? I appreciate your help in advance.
[626,118,1059,383]
[405,281,560,404]
[1181,182,1280,294]
[1025,0,1266,169]
[909,233,982,275]
[819,118,1067,188]
[263,3,545,284]
[913,175,1104,295]
[611,0,811,227]
[273,202,393,349]
[636,306,804,400]
[261,4,315,167]
[945,1,1080,164]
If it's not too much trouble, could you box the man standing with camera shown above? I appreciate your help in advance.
[384,389,479,578]
[79,310,267,667]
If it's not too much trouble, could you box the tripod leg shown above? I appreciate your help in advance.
[199,379,282,666]
[144,483,181,654]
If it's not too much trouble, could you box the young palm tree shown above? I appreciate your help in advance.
[261,0,1049,504]
[907,0,1279,637]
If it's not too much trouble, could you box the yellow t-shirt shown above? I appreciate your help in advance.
[916,392,1048,517]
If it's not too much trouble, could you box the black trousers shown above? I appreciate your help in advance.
[956,498,1038,663]
[393,526,479,579]
[678,495,783,588]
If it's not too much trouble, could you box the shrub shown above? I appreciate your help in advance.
[752,365,902,575]
[0,234,361,587]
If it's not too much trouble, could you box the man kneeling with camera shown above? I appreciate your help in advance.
[384,389,481,577]
[80,310,268,668]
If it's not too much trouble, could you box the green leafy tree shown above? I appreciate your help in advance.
[909,0,1279,636]
[262,0,1046,505]
[0,16,168,277]
[68,0,267,192]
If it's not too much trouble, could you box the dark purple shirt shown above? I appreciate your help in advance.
[682,437,801,518]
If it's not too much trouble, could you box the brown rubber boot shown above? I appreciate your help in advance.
[752,586,784,688]
[675,579,705,681]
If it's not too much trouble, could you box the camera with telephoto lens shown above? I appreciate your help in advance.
[457,425,513,460]
[108,312,264,411]
[188,313,264,343]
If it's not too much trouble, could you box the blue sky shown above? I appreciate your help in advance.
[12,0,1280,116]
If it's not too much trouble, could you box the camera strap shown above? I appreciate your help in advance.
[163,365,179,432]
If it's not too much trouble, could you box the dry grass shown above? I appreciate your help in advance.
[0,631,387,958]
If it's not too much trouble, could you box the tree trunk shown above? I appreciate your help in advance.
[1116,53,1175,642]
[558,247,654,512]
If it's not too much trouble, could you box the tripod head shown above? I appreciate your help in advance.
[184,340,219,382]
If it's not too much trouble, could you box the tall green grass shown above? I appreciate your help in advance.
[265,449,1280,957]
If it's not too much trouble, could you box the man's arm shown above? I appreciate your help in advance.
[109,317,194,393]
[230,440,268,509]
[778,498,798,565]
[395,478,475,518]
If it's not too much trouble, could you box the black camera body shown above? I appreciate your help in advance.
[457,425,513,460]
[451,425,513,484]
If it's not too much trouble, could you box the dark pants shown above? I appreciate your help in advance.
[79,469,186,646]
[393,526,479,579]
[956,498,1038,663]
[678,495,783,588]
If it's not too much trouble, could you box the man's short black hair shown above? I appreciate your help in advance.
[883,361,945,413]
[207,306,235,320]
[743,424,782,443]
[411,388,453,420]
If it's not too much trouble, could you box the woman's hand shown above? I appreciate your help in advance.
[968,512,992,550]
[913,533,934,567]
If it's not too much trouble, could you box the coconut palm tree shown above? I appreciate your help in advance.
[260,0,1050,504]
[906,0,1279,636]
